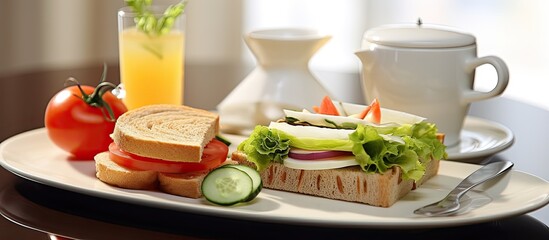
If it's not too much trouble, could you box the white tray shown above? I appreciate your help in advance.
[1,128,548,229]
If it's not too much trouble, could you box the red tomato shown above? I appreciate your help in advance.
[45,84,127,159]
[108,139,228,173]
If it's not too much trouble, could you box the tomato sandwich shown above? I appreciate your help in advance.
[94,104,232,198]
[232,96,447,207]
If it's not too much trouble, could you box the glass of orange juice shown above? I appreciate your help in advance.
[117,3,186,110]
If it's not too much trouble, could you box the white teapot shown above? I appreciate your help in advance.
[355,21,509,146]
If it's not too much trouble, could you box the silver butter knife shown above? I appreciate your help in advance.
[414,161,514,216]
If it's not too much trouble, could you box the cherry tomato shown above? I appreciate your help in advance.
[45,75,127,159]
[108,139,229,173]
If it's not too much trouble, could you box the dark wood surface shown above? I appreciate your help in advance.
[1,64,548,239]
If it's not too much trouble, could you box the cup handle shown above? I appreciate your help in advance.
[462,56,509,104]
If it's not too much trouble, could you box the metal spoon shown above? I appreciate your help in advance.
[414,161,514,216]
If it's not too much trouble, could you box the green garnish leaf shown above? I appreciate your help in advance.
[141,43,163,59]
[324,119,357,130]
[125,0,187,37]
[284,117,300,124]
[284,116,357,130]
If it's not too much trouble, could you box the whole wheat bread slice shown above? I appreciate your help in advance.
[95,104,224,198]
[112,104,219,162]
[231,151,439,207]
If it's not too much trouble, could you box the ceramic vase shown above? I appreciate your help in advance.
[217,28,333,130]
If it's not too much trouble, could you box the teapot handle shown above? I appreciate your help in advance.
[462,56,509,104]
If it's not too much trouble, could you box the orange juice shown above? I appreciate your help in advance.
[119,27,185,110]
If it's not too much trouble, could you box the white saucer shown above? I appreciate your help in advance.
[446,116,514,161]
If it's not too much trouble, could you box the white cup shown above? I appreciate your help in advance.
[355,23,509,146]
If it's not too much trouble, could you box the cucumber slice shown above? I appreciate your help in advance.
[222,165,262,202]
[215,135,232,146]
[202,167,253,206]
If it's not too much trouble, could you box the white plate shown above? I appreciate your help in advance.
[1,128,548,229]
[446,116,514,160]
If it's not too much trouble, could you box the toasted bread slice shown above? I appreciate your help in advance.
[112,104,219,163]
[95,152,237,198]
[95,152,158,190]
[231,151,439,207]
[158,172,206,199]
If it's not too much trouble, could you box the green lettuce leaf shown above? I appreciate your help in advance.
[347,122,446,181]
[237,126,291,171]
[391,122,448,161]
[238,122,446,181]
[285,136,353,151]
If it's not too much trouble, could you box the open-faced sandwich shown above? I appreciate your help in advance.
[94,104,235,198]
[232,96,447,207]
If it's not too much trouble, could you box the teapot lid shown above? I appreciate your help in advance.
[364,20,476,48]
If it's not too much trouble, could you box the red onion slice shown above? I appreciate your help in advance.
[288,149,353,160]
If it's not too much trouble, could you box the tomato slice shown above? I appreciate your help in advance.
[313,96,340,116]
[108,139,228,173]
[357,105,372,119]
[365,98,381,124]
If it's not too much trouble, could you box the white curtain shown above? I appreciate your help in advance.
[239,0,549,109]
[0,0,123,74]
[1,0,547,108]
[0,0,243,74]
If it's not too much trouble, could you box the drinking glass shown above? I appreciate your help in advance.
[117,6,186,110]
